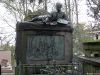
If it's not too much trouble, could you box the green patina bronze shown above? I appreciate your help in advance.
[27,35,65,61]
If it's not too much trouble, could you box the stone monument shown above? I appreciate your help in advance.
[15,2,73,75]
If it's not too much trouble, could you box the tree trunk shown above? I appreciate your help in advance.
[25,0,28,15]
[74,0,78,25]
[22,0,26,16]
[64,0,68,15]
[44,0,47,11]
[68,0,71,21]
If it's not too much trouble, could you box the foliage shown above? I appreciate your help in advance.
[39,62,80,75]
[0,41,14,50]
[84,39,100,43]
[0,0,49,46]
[73,23,94,54]
[1,0,74,22]
[40,65,74,75]
[3,0,26,21]
[2,0,47,21]
[0,41,15,66]
[87,0,100,21]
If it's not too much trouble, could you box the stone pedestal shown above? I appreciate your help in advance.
[15,22,73,65]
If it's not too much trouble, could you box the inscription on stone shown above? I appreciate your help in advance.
[26,35,65,62]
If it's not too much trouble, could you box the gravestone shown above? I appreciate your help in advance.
[15,3,73,75]
[15,22,73,75]
[16,22,73,65]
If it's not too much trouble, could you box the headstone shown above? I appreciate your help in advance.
[16,22,73,65]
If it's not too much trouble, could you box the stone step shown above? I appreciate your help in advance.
[1,73,14,75]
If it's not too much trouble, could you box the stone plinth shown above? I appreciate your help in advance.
[15,22,73,65]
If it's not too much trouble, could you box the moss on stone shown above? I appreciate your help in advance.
[84,45,100,50]
[83,40,100,51]
[84,40,100,43]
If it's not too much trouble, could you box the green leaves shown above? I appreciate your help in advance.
[73,23,93,54]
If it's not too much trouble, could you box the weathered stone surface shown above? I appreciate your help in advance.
[15,22,73,65]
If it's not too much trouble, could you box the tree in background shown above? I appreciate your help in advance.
[0,40,15,66]
[0,0,68,47]
[1,0,90,55]
[0,0,73,66]
[73,23,94,55]
[87,0,100,23]
[2,0,75,21]
[0,0,50,47]
[2,0,48,21]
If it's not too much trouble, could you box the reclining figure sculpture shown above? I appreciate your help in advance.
[30,3,71,26]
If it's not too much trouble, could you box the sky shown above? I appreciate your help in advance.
[49,0,92,23]
[78,0,88,22]
[0,0,93,45]
[78,0,94,23]
[0,4,16,45]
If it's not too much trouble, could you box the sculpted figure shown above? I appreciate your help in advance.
[48,2,68,21]
[30,2,70,25]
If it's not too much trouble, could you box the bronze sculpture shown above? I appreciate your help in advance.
[30,2,70,26]
[48,2,68,21]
